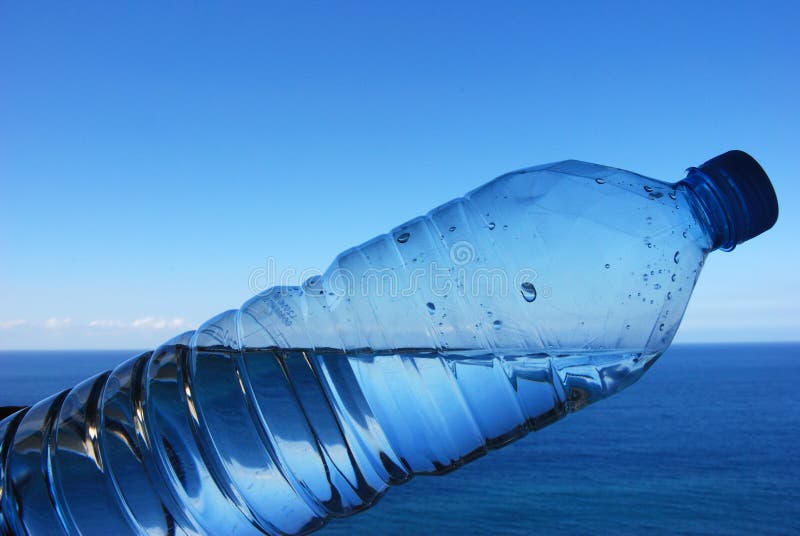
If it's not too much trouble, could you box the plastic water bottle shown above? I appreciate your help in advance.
[0,151,778,535]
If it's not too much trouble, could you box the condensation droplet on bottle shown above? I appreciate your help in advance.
[673,250,680,264]
[671,273,677,282]
[625,324,631,330]
[659,323,665,331]
[645,216,653,224]
[604,263,611,269]
[520,282,537,303]
[644,185,654,193]
[667,291,672,300]
[669,191,677,200]
[449,226,456,232]
[492,320,503,330]
[682,231,688,238]
[396,232,410,244]
[653,283,661,290]
[303,275,325,295]
[426,302,436,314]
[595,178,606,184]
[488,222,496,230]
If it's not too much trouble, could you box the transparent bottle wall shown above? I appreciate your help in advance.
[0,160,720,535]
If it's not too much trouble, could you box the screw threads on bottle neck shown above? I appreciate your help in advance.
[679,151,778,252]
[681,168,739,251]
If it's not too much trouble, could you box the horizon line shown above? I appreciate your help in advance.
[0,340,797,352]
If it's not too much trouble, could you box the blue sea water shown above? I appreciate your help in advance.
[1,343,798,535]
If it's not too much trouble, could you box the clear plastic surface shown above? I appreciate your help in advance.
[0,156,774,535]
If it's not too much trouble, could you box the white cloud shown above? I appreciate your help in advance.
[0,319,27,329]
[44,317,72,329]
[130,317,186,330]
[85,317,187,330]
[88,319,126,328]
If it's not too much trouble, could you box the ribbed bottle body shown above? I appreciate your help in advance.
[0,160,713,535]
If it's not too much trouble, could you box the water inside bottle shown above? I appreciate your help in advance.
[225,348,661,481]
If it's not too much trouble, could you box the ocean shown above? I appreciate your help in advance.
[1,343,797,535]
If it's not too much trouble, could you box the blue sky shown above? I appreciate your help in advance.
[1,1,798,349]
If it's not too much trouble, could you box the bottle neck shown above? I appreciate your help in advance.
[678,168,741,251]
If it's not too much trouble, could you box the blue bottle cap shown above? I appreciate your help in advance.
[697,150,779,245]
